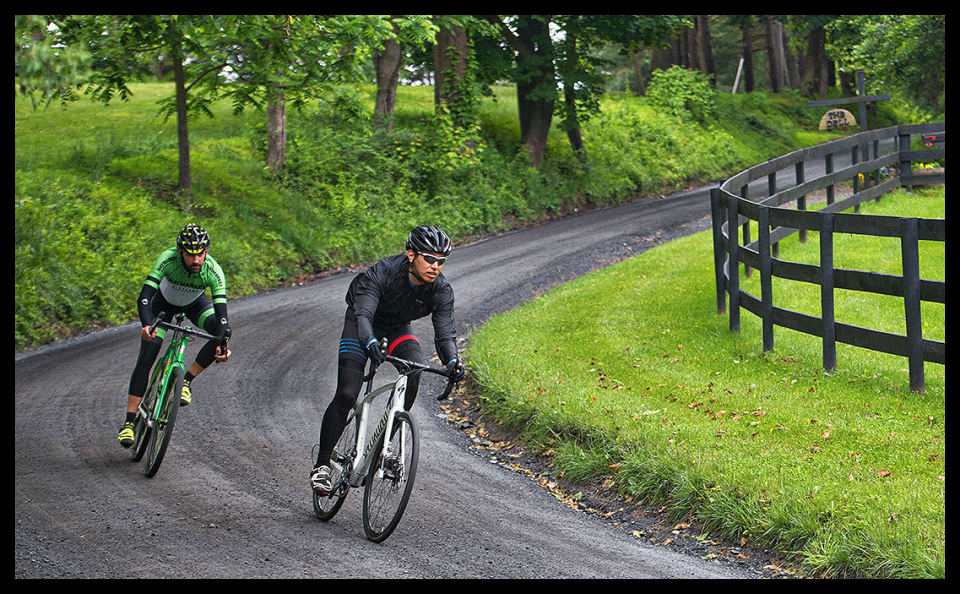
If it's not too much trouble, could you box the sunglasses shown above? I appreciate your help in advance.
[419,253,448,266]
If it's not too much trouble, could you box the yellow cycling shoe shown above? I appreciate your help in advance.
[118,422,135,448]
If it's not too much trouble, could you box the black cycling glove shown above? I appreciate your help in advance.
[448,358,465,383]
[365,338,385,365]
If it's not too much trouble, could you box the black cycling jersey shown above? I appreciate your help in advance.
[346,253,457,364]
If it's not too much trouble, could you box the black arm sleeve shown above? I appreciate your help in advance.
[432,283,458,363]
[213,301,231,338]
[350,260,387,347]
[137,283,158,327]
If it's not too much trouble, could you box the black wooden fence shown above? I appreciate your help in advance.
[710,123,945,391]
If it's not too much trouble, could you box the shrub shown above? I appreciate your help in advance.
[647,65,717,123]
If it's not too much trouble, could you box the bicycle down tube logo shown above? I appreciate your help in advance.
[363,378,406,462]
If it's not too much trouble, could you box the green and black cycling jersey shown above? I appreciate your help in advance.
[126,247,229,400]
[137,247,229,332]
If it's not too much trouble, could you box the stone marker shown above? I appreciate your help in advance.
[818,108,857,131]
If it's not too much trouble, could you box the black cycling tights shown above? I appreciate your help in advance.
[315,309,423,468]
[127,295,222,399]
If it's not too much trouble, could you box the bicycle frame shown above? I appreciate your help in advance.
[139,316,184,426]
[338,370,409,489]
[139,313,200,427]
[328,352,457,489]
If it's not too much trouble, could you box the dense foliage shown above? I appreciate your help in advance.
[16,81,896,349]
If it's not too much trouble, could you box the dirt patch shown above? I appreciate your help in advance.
[438,386,811,579]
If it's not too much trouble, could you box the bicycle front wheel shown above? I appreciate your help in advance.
[143,367,183,478]
[131,363,165,462]
[362,411,419,543]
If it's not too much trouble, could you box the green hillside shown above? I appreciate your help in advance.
[15,81,869,348]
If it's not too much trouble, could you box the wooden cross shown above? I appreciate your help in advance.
[808,68,890,132]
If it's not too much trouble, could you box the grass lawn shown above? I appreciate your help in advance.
[466,186,945,578]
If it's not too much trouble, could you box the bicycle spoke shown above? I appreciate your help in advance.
[362,412,419,542]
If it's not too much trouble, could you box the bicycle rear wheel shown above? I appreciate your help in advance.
[143,367,183,478]
[313,414,359,521]
[362,411,419,543]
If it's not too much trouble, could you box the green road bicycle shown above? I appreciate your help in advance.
[130,312,228,478]
[313,342,460,542]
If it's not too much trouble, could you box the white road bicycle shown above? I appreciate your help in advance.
[313,341,460,543]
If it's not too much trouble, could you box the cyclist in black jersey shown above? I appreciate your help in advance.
[311,226,464,494]
[117,224,232,448]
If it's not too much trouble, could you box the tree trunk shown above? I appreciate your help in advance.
[801,26,828,99]
[434,24,475,152]
[171,39,191,193]
[628,50,646,96]
[764,16,781,93]
[483,15,555,167]
[562,25,586,161]
[514,17,555,168]
[267,94,286,171]
[741,27,755,93]
[433,25,468,113]
[696,16,716,84]
[373,18,402,132]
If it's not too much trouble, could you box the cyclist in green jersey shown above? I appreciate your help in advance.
[117,223,232,448]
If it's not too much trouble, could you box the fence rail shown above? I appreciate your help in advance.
[710,123,945,391]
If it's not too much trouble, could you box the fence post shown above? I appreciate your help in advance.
[727,194,741,333]
[825,152,835,205]
[873,140,881,200]
[901,217,925,392]
[796,161,807,243]
[710,188,726,315]
[899,130,912,186]
[768,171,781,256]
[741,185,752,278]
[851,145,861,212]
[820,212,837,372]
[759,205,774,351]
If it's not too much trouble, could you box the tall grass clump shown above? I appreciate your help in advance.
[466,187,944,578]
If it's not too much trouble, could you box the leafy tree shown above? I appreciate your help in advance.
[371,15,439,131]
[563,16,692,158]
[15,15,90,110]
[56,15,239,194]
[481,15,557,168]
[826,15,944,114]
[482,15,691,167]
[221,15,375,172]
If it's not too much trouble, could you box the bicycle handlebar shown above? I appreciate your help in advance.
[362,338,461,401]
[150,311,229,351]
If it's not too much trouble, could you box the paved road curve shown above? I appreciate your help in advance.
[23,155,858,578]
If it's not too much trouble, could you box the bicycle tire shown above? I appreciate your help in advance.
[313,415,359,522]
[362,411,419,543]
[143,367,183,478]
[130,369,163,463]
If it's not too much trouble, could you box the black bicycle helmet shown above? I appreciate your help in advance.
[406,225,452,256]
[176,223,211,255]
